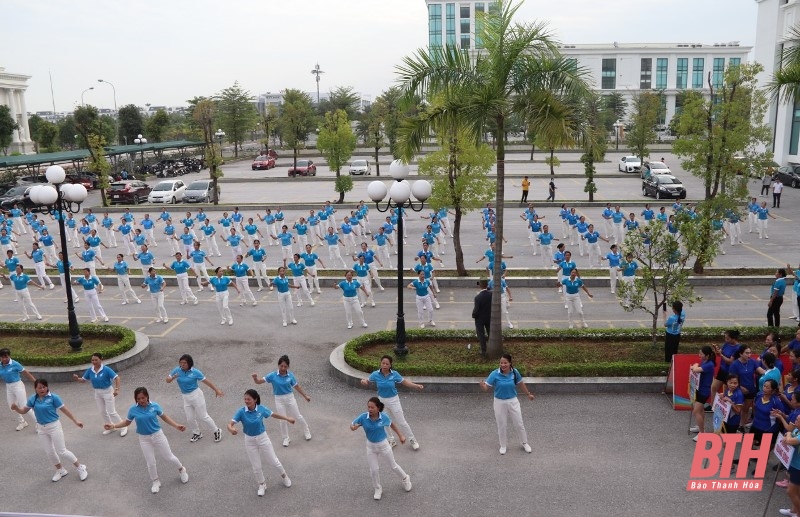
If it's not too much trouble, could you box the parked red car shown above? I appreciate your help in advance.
[109,180,152,205]
[252,155,276,170]
[287,159,317,177]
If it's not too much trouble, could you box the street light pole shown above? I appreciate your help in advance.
[368,161,432,357]
[215,129,225,157]
[81,87,94,106]
[97,79,118,144]
[311,63,324,106]
[134,134,147,171]
[28,166,89,351]
[614,120,622,151]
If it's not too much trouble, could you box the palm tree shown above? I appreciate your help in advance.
[397,0,589,358]
[768,25,800,104]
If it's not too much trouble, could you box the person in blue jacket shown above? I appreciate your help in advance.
[689,346,716,440]
[72,352,127,436]
[350,397,413,501]
[480,353,534,455]
[105,386,189,494]
[227,389,294,497]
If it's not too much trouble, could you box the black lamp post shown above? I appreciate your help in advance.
[613,120,622,151]
[29,166,89,351]
[368,160,432,357]
[215,129,225,156]
[134,134,147,170]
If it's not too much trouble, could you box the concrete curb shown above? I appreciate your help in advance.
[27,331,151,382]
[329,343,666,394]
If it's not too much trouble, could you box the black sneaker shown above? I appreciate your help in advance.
[190,433,203,443]
[213,428,222,443]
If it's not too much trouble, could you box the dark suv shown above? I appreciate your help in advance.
[775,165,800,188]
[0,185,35,210]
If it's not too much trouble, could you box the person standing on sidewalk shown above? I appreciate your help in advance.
[141,267,168,324]
[252,355,312,448]
[166,354,224,445]
[11,378,88,483]
[773,177,784,208]
[663,301,685,363]
[520,176,530,204]
[0,347,36,431]
[761,172,773,197]
[546,179,556,201]
[472,278,492,357]
[768,268,787,328]
[479,353,534,455]
[72,353,127,437]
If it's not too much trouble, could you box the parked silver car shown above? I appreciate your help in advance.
[183,180,216,203]
[348,159,372,176]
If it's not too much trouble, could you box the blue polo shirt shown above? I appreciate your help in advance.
[538,232,554,245]
[484,368,523,400]
[353,263,369,278]
[127,402,163,436]
[169,366,205,394]
[80,250,97,263]
[232,405,272,437]
[273,276,290,293]
[10,273,31,290]
[82,365,117,389]
[621,261,638,277]
[136,251,154,266]
[412,278,432,296]
[352,412,392,443]
[243,224,258,236]
[141,218,154,230]
[179,233,195,246]
[276,232,293,247]
[76,276,101,291]
[201,224,216,237]
[30,249,45,263]
[231,262,249,277]
[0,359,25,383]
[264,371,297,395]
[323,234,340,246]
[170,260,191,275]
[300,252,318,266]
[26,392,63,425]
[227,234,242,247]
[247,248,266,262]
[209,276,232,292]
[338,279,361,297]
[772,278,787,297]
[561,277,583,294]
[142,275,164,293]
[665,311,686,335]
[368,369,403,398]
[288,262,306,277]
[189,249,207,264]
[86,236,101,248]
[113,261,131,275]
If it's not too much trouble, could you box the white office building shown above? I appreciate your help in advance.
[424,1,750,127]
[754,0,800,165]
[0,67,33,154]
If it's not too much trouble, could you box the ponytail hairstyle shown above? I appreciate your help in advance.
[368,396,384,412]
[245,389,261,406]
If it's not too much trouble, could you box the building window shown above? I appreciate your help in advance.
[428,4,442,47]
[676,58,688,89]
[729,57,741,68]
[640,58,652,90]
[565,58,578,73]
[791,97,800,155]
[446,3,456,46]
[474,2,484,49]
[602,59,616,89]
[658,94,667,126]
[461,34,470,49]
[712,58,725,89]
[656,58,668,89]
[692,58,705,89]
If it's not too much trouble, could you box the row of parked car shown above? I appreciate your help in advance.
[253,155,373,177]
[109,179,217,205]
[618,155,687,199]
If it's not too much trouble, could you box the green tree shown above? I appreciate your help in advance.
[672,63,772,273]
[260,104,279,151]
[0,105,19,155]
[277,89,317,171]
[417,123,495,275]
[73,105,102,150]
[578,92,607,201]
[375,87,405,158]
[626,91,662,167]
[117,104,144,145]
[57,116,78,150]
[319,86,360,119]
[145,109,170,144]
[317,109,357,203]
[193,99,223,205]
[361,104,386,176]
[37,121,60,153]
[98,115,117,145]
[601,92,627,131]
[27,114,44,152]
[768,24,800,104]
[86,134,111,206]
[618,220,704,349]
[217,82,259,158]
[398,0,589,358]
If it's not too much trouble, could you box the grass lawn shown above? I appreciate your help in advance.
[0,333,119,358]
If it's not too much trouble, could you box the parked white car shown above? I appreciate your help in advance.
[618,156,642,173]
[348,159,372,176]
[148,179,186,204]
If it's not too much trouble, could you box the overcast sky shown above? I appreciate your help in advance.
[3,0,758,113]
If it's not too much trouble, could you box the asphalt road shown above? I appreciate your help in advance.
[0,151,795,516]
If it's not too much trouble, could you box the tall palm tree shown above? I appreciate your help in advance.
[768,25,800,104]
[397,0,589,358]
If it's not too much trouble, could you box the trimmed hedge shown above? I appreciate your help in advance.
[0,323,136,367]
[344,326,769,377]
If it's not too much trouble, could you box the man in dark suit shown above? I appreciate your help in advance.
[472,278,492,357]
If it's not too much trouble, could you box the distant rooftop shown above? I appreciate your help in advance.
[557,42,750,50]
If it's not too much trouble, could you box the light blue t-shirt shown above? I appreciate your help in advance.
[231,262,249,278]
[0,358,25,383]
[113,261,130,275]
[76,276,101,291]
[169,366,205,394]
[273,276,290,293]
[82,364,117,389]
[411,278,432,297]
[264,371,297,396]
[367,369,404,398]
[26,392,63,425]
[210,276,232,292]
[232,404,272,437]
[352,411,392,443]
[484,368,523,400]
[288,262,306,277]
[338,279,361,297]
[142,275,164,293]
[170,260,191,275]
[9,273,30,291]
[127,402,163,436]
[247,248,266,262]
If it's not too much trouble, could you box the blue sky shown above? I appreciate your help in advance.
[1,0,758,112]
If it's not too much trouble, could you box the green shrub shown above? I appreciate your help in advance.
[0,323,136,366]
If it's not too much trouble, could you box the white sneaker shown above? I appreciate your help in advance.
[348,323,353,329]
[779,509,797,517]
[689,425,700,433]
[582,322,588,328]
[227,319,233,326]
[52,468,69,482]
[430,321,436,327]
[102,428,114,435]
[282,474,292,487]
[15,420,28,431]
[523,443,532,453]
[304,428,312,440]
[257,483,266,497]
[410,438,420,450]
[151,480,161,493]
[179,467,189,483]
[120,426,128,437]
[499,447,507,455]
[136,299,142,304]
[362,323,368,328]
[282,322,288,327]
[291,319,298,325]
[374,487,382,500]
[258,287,264,292]
[420,323,425,329]
[283,437,290,447]
[220,320,226,325]
[508,323,514,329]
[103,316,109,322]
[402,475,412,492]
[77,464,88,481]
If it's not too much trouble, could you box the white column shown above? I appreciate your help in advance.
[19,89,30,144]
[8,90,19,144]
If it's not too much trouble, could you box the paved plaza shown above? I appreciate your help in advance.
[0,151,796,516]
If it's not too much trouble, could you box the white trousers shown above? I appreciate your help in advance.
[415,294,434,324]
[603,219,613,239]
[245,431,284,485]
[357,279,374,306]
[193,264,211,288]
[306,265,320,292]
[235,277,256,304]
[493,397,528,449]
[205,236,220,256]
[44,244,57,264]
[328,245,347,268]
[150,292,168,320]
[59,274,79,302]
[379,394,415,441]
[33,262,53,287]
[540,244,553,267]
[13,217,26,234]
[587,243,601,267]
[609,267,620,294]
[138,429,182,481]
[297,234,308,249]
[748,212,757,232]
[84,289,107,320]
[37,420,77,466]
[16,288,40,319]
[230,245,243,261]
[529,231,541,255]
[343,234,356,255]
[174,273,196,304]
[104,227,117,247]
[252,262,270,289]
[167,235,180,254]
[368,263,383,289]
[728,222,742,244]
[621,276,634,305]
[501,293,512,325]
[6,380,27,423]
[342,296,366,326]
[117,274,139,303]
[565,292,585,326]
[84,260,99,281]
[93,386,122,425]
[182,388,218,435]
[377,245,392,268]
[278,291,295,324]
[266,224,277,244]
[292,277,313,304]
[274,393,309,441]
[123,237,136,255]
[365,439,407,490]
[757,219,769,238]
[613,221,625,245]
[215,291,232,322]
[90,245,103,262]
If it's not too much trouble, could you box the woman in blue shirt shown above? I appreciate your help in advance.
[166,354,224,444]
[11,379,88,482]
[73,352,126,436]
[141,267,168,324]
[350,397,412,501]
[559,268,593,329]
[710,329,741,396]
[203,267,240,326]
[73,268,108,323]
[720,374,744,434]
[0,347,36,431]
[361,354,424,452]
[252,355,312,448]
[729,345,759,429]
[689,346,716,440]
[768,268,787,328]
[106,386,188,493]
[1,264,44,320]
[749,379,782,453]
[227,389,294,497]
[273,266,300,326]
[408,270,437,328]
[335,270,369,329]
[663,300,685,363]
[480,354,534,455]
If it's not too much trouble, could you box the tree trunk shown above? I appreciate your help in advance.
[549,149,555,175]
[374,146,380,176]
[530,143,535,161]
[487,115,505,360]
[100,189,108,207]
[453,209,466,276]
[652,312,659,349]
[336,169,345,204]
[233,140,239,158]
